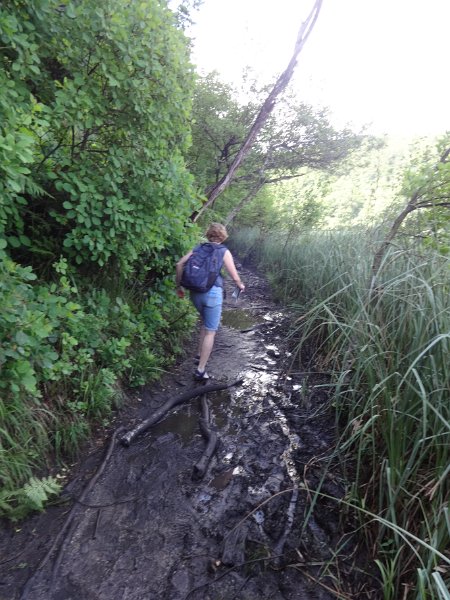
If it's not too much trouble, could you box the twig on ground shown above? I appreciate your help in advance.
[290,564,353,600]
[272,486,299,566]
[74,496,137,509]
[92,509,101,540]
[0,549,28,567]
[249,364,279,372]
[240,324,263,333]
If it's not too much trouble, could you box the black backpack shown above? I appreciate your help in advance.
[181,243,227,293]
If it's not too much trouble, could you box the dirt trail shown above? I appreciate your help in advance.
[0,265,374,600]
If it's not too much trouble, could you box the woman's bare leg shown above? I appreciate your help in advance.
[198,329,216,372]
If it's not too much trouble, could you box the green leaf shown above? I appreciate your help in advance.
[15,331,31,346]
[7,236,21,248]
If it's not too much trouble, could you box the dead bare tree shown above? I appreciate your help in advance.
[191,0,323,222]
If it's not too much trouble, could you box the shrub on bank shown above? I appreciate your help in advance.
[0,0,197,520]
[0,253,195,520]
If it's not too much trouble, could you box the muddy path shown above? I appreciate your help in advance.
[0,265,376,600]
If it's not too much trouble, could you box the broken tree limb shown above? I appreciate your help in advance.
[191,0,323,221]
[120,379,243,447]
[192,395,219,481]
[223,177,266,226]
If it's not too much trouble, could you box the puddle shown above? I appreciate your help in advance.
[150,406,200,445]
[209,467,235,490]
[222,308,260,330]
[149,389,233,446]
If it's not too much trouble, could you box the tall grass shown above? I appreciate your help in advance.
[231,226,450,599]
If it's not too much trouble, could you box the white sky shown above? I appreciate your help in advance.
[188,0,450,137]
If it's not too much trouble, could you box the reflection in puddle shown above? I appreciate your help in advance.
[210,468,235,490]
[150,408,199,445]
[150,390,232,446]
[253,510,265,524]
[222,309,259,330]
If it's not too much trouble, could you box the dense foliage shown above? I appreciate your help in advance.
[0,0,198,519]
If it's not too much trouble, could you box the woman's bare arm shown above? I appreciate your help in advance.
[175,251,192,287]
[223,250,245,290]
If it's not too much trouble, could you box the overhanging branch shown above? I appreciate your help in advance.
[191,0,323,222]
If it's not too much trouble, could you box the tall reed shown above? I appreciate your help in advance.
[232,226,450,599]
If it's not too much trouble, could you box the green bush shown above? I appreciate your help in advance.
[0,0,199,520]
[0,0,197,272]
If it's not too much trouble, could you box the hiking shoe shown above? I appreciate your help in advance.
[193,369,209,381]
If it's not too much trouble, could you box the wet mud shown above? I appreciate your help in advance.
[0,265,376,600]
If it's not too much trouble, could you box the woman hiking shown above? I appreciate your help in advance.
[176,223,245,381]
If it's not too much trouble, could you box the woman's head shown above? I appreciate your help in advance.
[206,223,228,243]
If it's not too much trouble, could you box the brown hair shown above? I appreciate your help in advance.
[205,223,228,243]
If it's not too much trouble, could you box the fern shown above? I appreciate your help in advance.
[23,476,61,510]
[0,489,17,516]
[0,476,61,520]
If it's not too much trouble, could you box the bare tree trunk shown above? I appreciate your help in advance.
[191,0,323,222]
[224,180,266,226]
[369,146,450,295]
[369,202,416,293]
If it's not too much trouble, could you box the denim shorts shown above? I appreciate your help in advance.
[190,285,223,331]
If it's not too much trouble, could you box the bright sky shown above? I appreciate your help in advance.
[188,0,450,137]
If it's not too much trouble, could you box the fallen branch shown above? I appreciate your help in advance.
[192,395,220,481]
[120,379,243,447]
